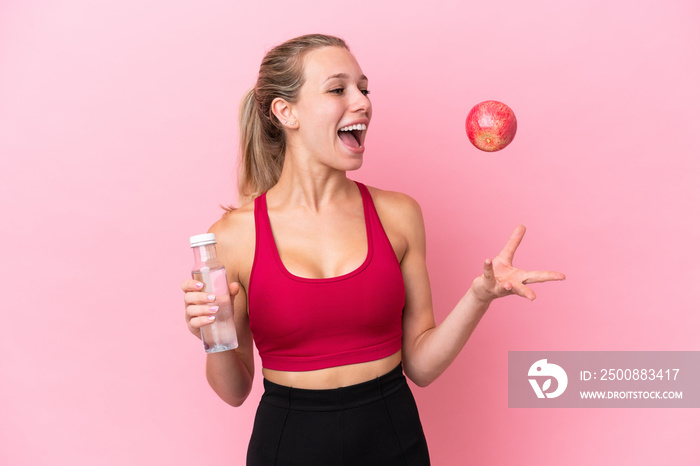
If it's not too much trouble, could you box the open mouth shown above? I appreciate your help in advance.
[337,123,366,149]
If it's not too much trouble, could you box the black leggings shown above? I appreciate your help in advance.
[247,363,430,465]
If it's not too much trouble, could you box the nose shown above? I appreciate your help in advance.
[350,87,371,113]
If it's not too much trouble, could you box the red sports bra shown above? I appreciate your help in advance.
[248,180,405,371]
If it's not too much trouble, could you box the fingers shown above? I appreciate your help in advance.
[511,283,537,301]
[483,259,494,281]
[497,224,526,263]
[187,315,216,335]
[182,278,239,338]
[496,280,535,301]
[182,281,240,303]
[499,280,513,295]
[521,270,567,284]
[184,290,217,306]
[184,290,220,337]
[184,290,217,334]
[181,279,205,292]
[483,260,530,300]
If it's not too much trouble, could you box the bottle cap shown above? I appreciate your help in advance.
[190,233,216,247]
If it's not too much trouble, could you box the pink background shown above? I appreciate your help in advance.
[1,0,699,464]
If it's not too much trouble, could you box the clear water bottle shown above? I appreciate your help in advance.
[189,233,238,353]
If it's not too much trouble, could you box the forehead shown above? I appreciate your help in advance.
[302,46,367,84]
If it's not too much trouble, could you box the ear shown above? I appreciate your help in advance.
[271,97,298,128]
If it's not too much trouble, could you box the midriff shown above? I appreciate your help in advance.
[262,350,402,389]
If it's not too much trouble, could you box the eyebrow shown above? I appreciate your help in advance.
[323,73,369,83]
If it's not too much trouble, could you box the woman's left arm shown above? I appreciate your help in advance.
[396,196,566,387]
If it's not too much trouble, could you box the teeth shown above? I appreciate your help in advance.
[338,123,367,132]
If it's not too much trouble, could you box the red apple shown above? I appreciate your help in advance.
[465,100,517,152]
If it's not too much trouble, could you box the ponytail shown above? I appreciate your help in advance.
[221,34,349,212]
[237,87,284,206]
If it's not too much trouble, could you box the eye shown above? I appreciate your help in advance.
[328,88,370,96]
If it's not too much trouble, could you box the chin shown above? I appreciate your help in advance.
[342,155,364,171]
[331,161,363,174]
[346,162,363,172]
[326,147,364,172]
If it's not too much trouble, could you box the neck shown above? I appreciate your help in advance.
[268,154,356,213]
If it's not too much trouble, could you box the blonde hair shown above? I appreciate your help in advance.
[221,34,349,211]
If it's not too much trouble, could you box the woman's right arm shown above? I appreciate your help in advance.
[182,217,255,407]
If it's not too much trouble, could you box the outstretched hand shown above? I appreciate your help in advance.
[471,225,566,303]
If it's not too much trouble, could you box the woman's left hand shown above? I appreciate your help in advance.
[471,224,566,303]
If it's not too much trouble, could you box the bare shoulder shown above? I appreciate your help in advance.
[206,199,256,280]
[365,185,426,260]
[365,184,424,228]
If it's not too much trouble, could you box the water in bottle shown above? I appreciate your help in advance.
[190,233,238,353]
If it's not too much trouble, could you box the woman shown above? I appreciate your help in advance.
[181,34,565,465]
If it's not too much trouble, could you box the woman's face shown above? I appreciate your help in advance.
[289,46,372,171]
